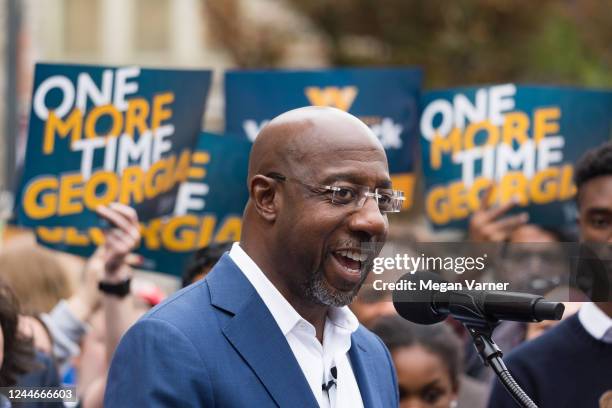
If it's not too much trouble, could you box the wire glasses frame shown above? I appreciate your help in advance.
[266,172,405,213]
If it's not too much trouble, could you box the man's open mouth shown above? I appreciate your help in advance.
[332,249,368,280]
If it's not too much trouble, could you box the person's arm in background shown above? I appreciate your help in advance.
[99,203,214,407]
[37,250,103,368]
[468,187,528,242]
[95,203,142,364]
[80,203,142,408]
[65,250,103,323]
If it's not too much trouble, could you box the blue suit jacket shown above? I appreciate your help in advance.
[104,254,399,407]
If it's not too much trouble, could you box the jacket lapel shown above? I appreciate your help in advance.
[349,331,381,408]
[207,255,318,408]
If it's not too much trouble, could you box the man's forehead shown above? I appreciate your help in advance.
[580,176,612,210]
[310,159,391,187]
[290,123,380,151]
[262,106,389,182]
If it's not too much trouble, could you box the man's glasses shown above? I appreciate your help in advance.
[266,172,405,213]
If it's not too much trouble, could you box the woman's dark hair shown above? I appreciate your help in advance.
[371,315,463,391]
[0,278,38,386]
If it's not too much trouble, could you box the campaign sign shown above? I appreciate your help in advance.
[35,132,251,276]
[17,63,212,229]
[420,84,612,230]
[225,68,423,208]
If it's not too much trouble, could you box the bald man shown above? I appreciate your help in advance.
[105,107,402,408]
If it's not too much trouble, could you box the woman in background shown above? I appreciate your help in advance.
[0,278,40,407]
[372,315,487,408]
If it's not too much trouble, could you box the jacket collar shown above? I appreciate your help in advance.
[208,255,319,407]
[349,330,382,408]
[207,254,382,408]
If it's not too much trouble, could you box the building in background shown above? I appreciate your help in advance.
[0,0,327,195]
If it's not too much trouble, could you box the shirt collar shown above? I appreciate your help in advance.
[578,302,612,341]
[327,303,359,333]
[228,242,359,336]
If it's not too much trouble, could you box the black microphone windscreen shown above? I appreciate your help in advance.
[534,300,565,321]
[392,271,447,325]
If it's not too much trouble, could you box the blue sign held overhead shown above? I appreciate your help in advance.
[35,132,251,276]
[17,63,212,229]
[225,68,423,208]
[420,84,612,230]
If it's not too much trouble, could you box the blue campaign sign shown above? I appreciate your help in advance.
[35,132,251,276]
[225,68,423,208]
[136,131,250,274]
[420,84,612,230]
[17,63,211,229]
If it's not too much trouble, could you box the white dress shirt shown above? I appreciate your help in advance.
[578,302,612,343]
[229,242,364,408]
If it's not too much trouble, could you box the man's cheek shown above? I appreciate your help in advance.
[585,228,608,243]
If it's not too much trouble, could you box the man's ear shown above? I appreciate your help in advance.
[250,175,279,222]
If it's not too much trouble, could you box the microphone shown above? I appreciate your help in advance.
[392,271,554,408]
[392,271,565,325]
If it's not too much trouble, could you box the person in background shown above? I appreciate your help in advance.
[6,203,143,408]
[181,242,233,288]
[17,315,53,360]
[0,245,72,316]
[351,242,419,329]
[0,276,63,408]
[349,282,396,328]
[31,231,163,379]
[488,141,612,407]
[465,187,581,382]
[76,203,143,408]
[0,242,80,384]
[0,278,38,387]
[372,314,488,408]
[32,246,102,374]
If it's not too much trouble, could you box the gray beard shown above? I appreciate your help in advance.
[303,270,361,307]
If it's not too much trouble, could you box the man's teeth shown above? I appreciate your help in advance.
[338,250,367,262]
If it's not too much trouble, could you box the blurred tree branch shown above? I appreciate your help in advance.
[284,0,612,87]
[202,0,289,67]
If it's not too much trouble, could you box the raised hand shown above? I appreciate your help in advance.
[468,185,529,242]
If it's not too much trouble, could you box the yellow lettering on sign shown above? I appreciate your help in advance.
[43,110,83,154]
[304,86,358,111]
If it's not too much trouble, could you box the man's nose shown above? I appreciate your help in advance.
[348,195,388,239]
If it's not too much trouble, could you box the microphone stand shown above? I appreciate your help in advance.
[462,318,538,408]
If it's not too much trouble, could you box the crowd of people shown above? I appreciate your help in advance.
[0,107,611,407]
